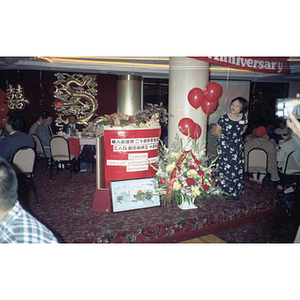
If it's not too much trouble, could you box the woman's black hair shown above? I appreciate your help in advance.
[230,97,248,113]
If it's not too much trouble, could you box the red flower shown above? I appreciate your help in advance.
[159,177,166,185]
[197,169,204,176]
[107,115,113,123]
[212,180,216,186]
[186,178,195,186]
[203,184,210,191]
[128,116,137,122]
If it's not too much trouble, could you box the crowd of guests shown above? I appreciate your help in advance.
[0,112,95,167]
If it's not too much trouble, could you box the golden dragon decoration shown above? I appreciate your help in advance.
[53,73,98,127]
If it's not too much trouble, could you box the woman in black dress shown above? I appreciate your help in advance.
[215,97,248,200]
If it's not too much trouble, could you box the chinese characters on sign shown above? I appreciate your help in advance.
[5,84,30,110]
[111,137,159,152]
[103,128,161,186]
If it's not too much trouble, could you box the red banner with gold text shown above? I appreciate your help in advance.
[189,56,290,74]
[103,127,161,187]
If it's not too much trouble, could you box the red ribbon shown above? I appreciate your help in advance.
[165,150,202,202]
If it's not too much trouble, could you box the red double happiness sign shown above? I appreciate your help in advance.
[189,56,290,74]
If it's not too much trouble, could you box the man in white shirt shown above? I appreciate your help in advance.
[275,120,289,136]
[62,115,83,133]
[28,112,43,136]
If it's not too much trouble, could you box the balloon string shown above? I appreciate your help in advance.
[39,70,44,106]
[224,67,230,105]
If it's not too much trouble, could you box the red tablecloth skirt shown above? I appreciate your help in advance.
[67,138,81,158]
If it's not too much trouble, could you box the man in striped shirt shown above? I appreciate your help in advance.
[0,157,58,243]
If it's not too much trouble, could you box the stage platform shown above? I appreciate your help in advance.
[25,164,279,243]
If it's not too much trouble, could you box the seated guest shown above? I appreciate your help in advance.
[29,112,44,136]
[275,120,289,136]
[41,110,57,135]
[0,116,35,163]
[49,114,57,135]
[35,113,53,158]
[63,115,83,133]
[244,125,258,143]
[267,125,280,144]
[206,123,219,160]
[244,126,280,185]
[0,157,58,243]
[277,134,300,171]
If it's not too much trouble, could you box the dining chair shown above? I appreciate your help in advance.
[278,150,300,190]
[49,136,77,180]
[11,146,39,206]
[246,147,269,187]
[32,133,49,175]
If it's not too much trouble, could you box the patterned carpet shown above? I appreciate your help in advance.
[214,209,300,243]
[18,160,299,243]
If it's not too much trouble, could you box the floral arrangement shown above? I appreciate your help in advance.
[95,112,137,127]
[94,102,171,127]
[150,135,222,205]
[135,103,170,126]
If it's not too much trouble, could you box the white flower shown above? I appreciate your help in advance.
[156,169,165,177]
[166,162,176,173]
[173,181,182,190]
[191,186,201,196]
[187,169,198,178]
[171,152,180,159]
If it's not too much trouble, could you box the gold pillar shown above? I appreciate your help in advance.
[117,75,143,115]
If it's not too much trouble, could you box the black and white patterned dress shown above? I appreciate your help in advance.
[216,113,248,197]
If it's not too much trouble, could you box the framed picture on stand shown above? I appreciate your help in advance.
[110,177,161,212]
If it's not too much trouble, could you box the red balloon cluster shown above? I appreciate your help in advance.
[178,118,202,139]
[178,82,222,140]
[0,88,9,128]
[188,82,222,114]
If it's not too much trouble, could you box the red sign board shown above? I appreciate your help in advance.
[103,127,160,186]
[189,56,290,74]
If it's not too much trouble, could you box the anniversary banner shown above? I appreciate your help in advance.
[190,56,290,74]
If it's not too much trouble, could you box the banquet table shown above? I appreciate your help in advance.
[66,136,96,159]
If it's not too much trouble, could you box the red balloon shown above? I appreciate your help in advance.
[0,115,9,128]
[188,88,204,109]
[201,99,218,114]
[0,89,6,103]
[190,123,202,140]
[178,118,195,137]
[204,82,222,102]
[0,103,9,117]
